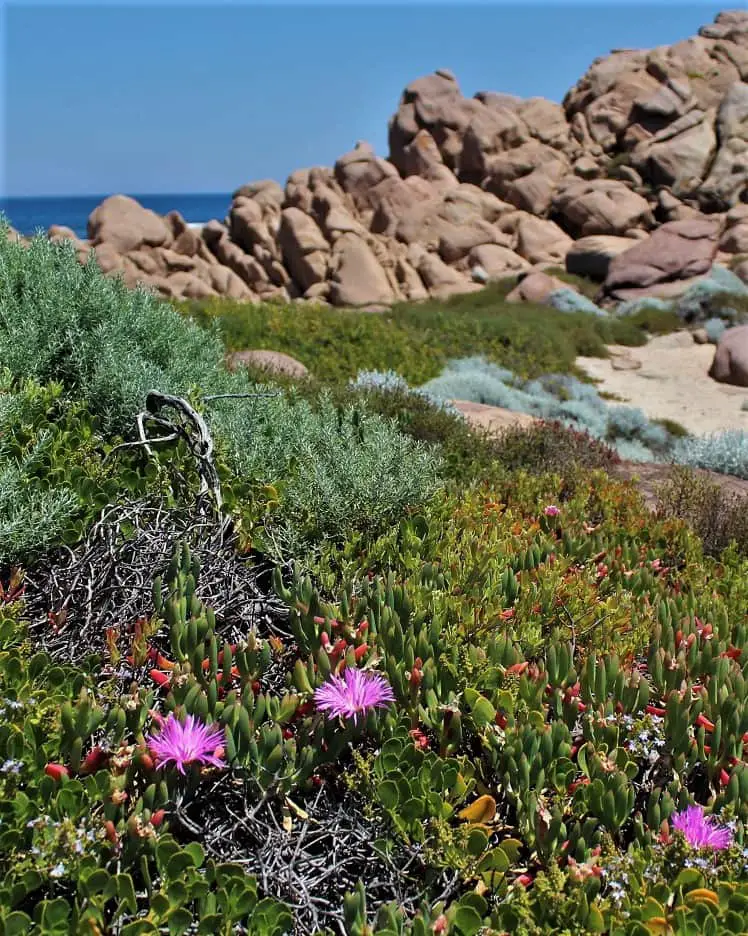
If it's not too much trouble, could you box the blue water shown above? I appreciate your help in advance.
[0,193,234,239]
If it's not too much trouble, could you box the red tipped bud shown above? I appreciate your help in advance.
[79,746,108,775]
[44,763,69,781]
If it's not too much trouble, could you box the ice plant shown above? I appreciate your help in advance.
[147,713,226,775]
[671,805,733,851]
[543,504,560,517]
[314,667,395,724]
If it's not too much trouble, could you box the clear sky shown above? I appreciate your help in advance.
[1,1,729,197]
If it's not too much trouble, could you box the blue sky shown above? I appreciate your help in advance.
[1,1,728,197]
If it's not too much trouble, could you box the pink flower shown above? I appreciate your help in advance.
[671,804,733,851]
[314,668,395,724]
[147,713,226,775]
[543,505,560,518]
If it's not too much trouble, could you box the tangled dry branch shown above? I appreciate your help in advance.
[22,497,291,664]
[175,779,461,936]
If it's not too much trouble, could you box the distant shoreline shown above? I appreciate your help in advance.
[0,192,230,238]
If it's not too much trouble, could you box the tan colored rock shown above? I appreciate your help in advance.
[208,265,255,301]
[657,188,704,222]
[233,179,284,211]
[700,82,748,210]
[511,215,573,265]
[603,217,723,300]
[506,269,570,304]
[328,233,397,307]
[450,400,539,433]
[630,108,717,194]
[88,195,172,254]
[516,97,572,151]
[459,103,530,179]
[437,217,510,264]
[229,196,279,257]
[90,242,125,275]
[163,271,218,301]
[226,350,309,378]
[709,324,748,387]
[47,225,80,244]
[334,141,400,211]
[370,176,440,239]
[412,247,483,300]
[565,234,639,280]
[393,256,429,302]
[551,179,654,237]
[720,204,748,254]
[483,140,569,215]
[401,130,459,190]
[277,207,330,292]
[389,70,477,173]
[468,243,530,278]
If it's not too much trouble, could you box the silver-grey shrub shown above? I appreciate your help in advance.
[673,430,748,480]
[0,224,442,554]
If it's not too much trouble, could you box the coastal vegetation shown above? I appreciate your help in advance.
[0,222,747,935]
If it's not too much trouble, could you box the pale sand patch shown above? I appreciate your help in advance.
[576,331,748,437]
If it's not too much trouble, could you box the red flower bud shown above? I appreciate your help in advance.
[44,763,69,781]
[149,669,171,688]
[150,809,166,827]
[354,643,369,662]
[505,661,528,676]
[696,714,715,732]
[516,874,534,888]
[79,746,108,775]
[646,705,666,717]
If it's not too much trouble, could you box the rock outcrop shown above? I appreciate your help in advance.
[37,10,748,309]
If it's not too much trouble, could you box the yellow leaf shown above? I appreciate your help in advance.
[645,918,672,936]
[458,794,497,824]
[684,888,719,907]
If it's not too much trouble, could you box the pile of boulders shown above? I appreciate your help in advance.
[5,9,746,379]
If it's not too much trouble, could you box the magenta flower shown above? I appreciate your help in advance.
[543,505,560,518]
[314,667,395,724]
[147,713,227,775]
[671,805,733,851]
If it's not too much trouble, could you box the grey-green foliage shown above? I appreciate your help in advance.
[673,430,748,480]
[0,222,441,553]
[209,389,442,554]
[0,223,230,433]
[704,317,728,344]
[546,288,608,317]
[0,377,78,562]
[419,356,674,458]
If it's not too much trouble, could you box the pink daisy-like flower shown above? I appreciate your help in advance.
[314,667,395,724]
[543,505,561,518]
[147,713,227,775]
[671,804,733,851]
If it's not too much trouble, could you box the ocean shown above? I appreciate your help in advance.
[0,193,234,239]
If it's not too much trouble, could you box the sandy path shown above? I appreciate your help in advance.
[576,331,748,437]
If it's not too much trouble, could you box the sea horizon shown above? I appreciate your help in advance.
[0,191,235,239]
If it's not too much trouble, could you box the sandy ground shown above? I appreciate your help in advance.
[576,331,748,437]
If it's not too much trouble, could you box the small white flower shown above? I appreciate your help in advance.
[49,862,65,879]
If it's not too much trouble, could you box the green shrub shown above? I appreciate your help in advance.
[0,225,442,556]
[0,223,228,435]
[491,420,620,475]
[179,284,659,388]
[655,466,748,557]
[210,389,442,555]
